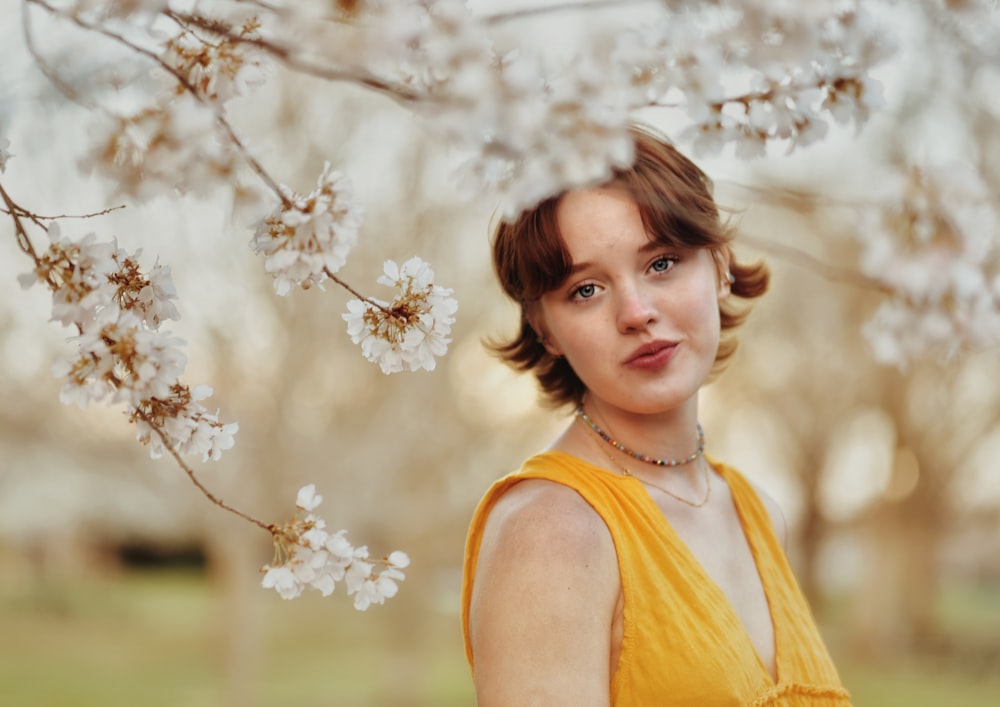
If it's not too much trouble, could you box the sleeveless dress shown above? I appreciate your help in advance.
[461,452,851,706]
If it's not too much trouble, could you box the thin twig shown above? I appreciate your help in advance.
[233,0,286,15]
[484,0,657,24]
[647,72,841,120]
[136,409,275,533]
[720,180,888,211]
[165,10,424,105]
[1,203,127,221]
[21,0,100,110]
[0,182,41,263]
[324,267,394,316]
[739,231,893,294]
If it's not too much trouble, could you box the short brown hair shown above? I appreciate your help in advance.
[488,124,769,408]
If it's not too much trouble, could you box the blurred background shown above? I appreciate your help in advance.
[1,1,999,705]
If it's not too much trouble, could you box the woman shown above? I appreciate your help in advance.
[461,126,850,706]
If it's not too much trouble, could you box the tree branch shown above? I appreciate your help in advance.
[738,231,893,294]
[136,409,275,534]
[0,181,42,265]
[1,203,126,221]
[722,180,890,211]
[484,0,659,24]
[164,10,424,105]
[324,267,394,317]
[27,0,290,208]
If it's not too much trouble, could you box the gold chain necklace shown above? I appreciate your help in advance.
[581,419,712,509]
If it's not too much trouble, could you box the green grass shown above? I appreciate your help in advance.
[0,570,473,707]
[839,660,1000,707]
[825,581,1000,707]
[0,572,220,707]
[2,571,999,706]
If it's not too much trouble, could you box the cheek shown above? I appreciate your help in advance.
[547,322,594,363]
[532,303,576,359]
[547,318,610,377]
[685,282,724,343]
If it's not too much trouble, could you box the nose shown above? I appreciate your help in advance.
[616,283,657,333]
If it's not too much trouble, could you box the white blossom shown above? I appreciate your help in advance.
[54,311,187,408]
[21,226,182,333]
[251,163,363,295]
[134,261,181,328]
[81,94,236,200]
[343,257,458,374]
[20,226,117,330]
[857,162,1000,365]
[134,385,239,462]
[296,484,323,512]
[448,48,636,218]
[160,19,268,104]
[19,227,180,332]
[0,135,11,173]
[351,578,382,611]
[260,565,300,600]
[261,486,409,607]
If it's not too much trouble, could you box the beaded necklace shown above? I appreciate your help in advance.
[574,407,705,467]
[583,427,712,508]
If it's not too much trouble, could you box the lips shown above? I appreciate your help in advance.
[623,340,678,370]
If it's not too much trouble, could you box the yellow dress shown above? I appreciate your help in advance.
[461,452,851,706]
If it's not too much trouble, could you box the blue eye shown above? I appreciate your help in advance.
[573,283,597,299]
[651,256,677,273]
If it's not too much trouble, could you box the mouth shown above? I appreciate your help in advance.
[623,340,678,370]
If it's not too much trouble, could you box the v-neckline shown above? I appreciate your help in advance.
[549,451,781,684]
[635,458,780,684]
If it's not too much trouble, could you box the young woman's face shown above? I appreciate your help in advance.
[532,187,728,416]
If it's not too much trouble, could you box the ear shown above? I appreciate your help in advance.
[525,305,563,357]
[712,247,733,298]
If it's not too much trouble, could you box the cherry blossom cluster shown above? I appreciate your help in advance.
[261,485,410,609]
[349,0,636,218]
[857,163,1000,366]
[334,1,893,217]
[161,15,267,105]
[82,94,237,200]
[45,1,894,219]
[76,7,268,200]
[618,4,891,159]
[451,49,637,220]
[343,257,458,374]
[250,163,364,296]
[18,224,237,461]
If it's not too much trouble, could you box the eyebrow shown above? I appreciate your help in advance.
[565,240,666,276]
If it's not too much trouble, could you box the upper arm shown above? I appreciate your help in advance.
[468,480,619,707]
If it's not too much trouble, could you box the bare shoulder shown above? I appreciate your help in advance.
[473,478,618,607]
[469,478,618,707]
[480,478,614,562]
[746,479,788,551]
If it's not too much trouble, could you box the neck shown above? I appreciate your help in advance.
[579,398,702,464]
